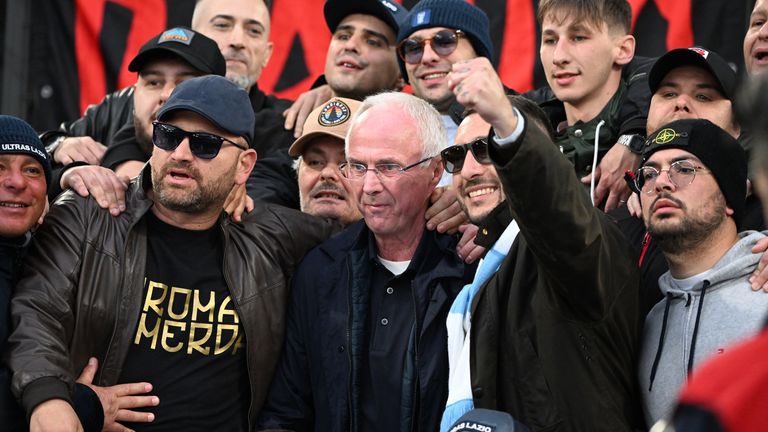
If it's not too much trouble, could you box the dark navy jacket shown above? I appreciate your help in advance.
[257,221,474,432]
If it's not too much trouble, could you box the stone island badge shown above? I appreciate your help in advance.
[318,100,351,127]
[653,128,681,145]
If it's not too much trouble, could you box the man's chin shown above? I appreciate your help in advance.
[226,73,256,90]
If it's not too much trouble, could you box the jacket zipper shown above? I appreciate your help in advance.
[220,222,255,430]
[346,258,355,432]
[410,279,420,432]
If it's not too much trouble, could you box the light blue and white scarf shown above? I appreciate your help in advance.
[440,221,519,431]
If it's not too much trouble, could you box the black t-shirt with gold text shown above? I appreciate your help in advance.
[118,212,248,431]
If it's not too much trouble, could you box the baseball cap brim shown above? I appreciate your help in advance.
[648,48,735,99]
[324,0,406,34]
[288,131,346,157]
[128,44,214,75]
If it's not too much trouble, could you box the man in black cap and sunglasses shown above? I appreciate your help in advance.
[7,75,337,432]
[439,56,644,431]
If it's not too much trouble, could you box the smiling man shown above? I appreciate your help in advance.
[395,0,493,147]
[635,119,768,425]
[538,0,641,209]
[438,56,643,431]
[7,76,336,432]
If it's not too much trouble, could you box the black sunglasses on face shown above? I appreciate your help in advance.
[152,121,246,160]
[441,138,491,174]
[397,29,465,64]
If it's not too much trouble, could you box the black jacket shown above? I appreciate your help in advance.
[257,222,474,431]
[469,118,644,431]
[7,165,337,429]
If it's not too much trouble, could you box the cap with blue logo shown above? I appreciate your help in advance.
[128,27,226,77]
[324,0,409,34]
[157,75,255,146]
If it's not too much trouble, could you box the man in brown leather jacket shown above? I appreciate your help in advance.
[7,75,336,432]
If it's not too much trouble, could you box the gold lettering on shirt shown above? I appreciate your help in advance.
[192,290,215,322]
[167,287,192,320]
[133,278,243,356]
[143,281,168,315]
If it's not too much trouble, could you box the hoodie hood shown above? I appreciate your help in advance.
[658,231,765,296]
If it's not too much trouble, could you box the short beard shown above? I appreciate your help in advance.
[151,161,236,214]
[227,73,256,91]
[648,191,727,253]
[133,113,154,156]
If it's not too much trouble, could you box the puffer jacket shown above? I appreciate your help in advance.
[257,222,474,431]
[7,164,338,430]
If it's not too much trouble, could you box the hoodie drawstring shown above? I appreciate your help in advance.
[686,281,710,375]
[648,292,673,391]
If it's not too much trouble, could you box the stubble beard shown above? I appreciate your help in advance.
[151,161,236,214]
[648,191,728,253]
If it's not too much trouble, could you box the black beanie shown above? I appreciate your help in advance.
[0,115,51,187]
[396,0,493,84]
[641,119,747,228]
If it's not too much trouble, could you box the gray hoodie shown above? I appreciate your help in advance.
[639,230,768,426]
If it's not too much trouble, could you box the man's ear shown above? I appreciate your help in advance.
[429,157,444,189]
[614,34,636,67]
[235,149,258,185]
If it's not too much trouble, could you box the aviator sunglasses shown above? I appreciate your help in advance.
[440,138,491,173]
[152,121,247,159]
[397,29,465,64]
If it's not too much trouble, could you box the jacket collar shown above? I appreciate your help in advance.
[475,202,513,249]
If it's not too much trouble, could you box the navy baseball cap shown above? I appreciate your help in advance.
[449,409,530,432]
[648,47,737,99]
[128,27,226,77]
[157,75,255,145]
[324,0,409,34]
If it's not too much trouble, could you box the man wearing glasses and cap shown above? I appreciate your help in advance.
[436,57,643,431]
[258,92,473,432]
[636,119,768,426]
[7,75,336,432]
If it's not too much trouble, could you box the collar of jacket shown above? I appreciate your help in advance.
[474,202,513,250]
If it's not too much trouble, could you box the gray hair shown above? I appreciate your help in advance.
[345,92,446,162]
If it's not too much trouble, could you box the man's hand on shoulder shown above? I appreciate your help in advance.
[52,137,107,166]
[60,166,129,216]
[426,186,467,234]
[30,399,83,432]
[283,85,333,138]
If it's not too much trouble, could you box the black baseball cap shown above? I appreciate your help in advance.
[648,47,737,99]
[157,75,255,145]
[128,27,226,77]
[324,0,409,34]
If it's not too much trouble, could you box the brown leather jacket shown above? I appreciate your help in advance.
[7,165,337,429]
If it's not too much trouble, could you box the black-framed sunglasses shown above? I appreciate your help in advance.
[397,29,465,64]
[440,138,491,173]
[152,121,246,160]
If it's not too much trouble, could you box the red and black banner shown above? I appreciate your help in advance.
[13,0,752,130]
